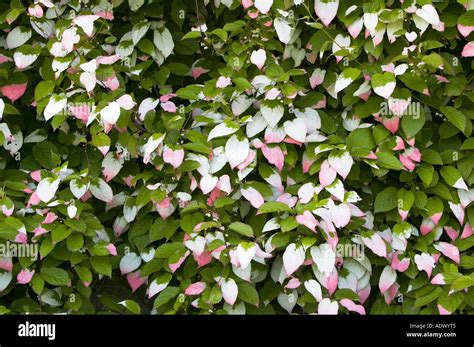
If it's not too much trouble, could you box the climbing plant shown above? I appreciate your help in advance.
[0,0,473,315]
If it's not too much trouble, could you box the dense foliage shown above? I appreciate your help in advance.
[0,0,473,315]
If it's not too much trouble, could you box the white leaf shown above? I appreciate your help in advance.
[225,135,249,169]
[153,28,174,58]
[70,179,88,199]
[224,301,246,315]
[221,278,238,305]
[415,4,440,26]
[185,236,207,256]
[142,133,165,164]
[334,75,353,94]
[44,96,67,121]
[309,68,326,89]
[328,151,353,179]
[274,18,293,44]
[254,0,273,14]
[100,101,121,125]
[283,118,307,142]
[318,298,338,314]
[250,49,266,70]
[148,275,170,298]
[246,113,268,137]
[24,129,47,143]
[405,31,417,42]
[278,291,298,313]
[67,205,77,218]
[0,99,4,120]
[294,108,321,133]
[325,179,345,201]
[80,60,97,72]
[329,203,351,228]
[0,272,12,292]
[141,249,155,262]
[363,13,378,31]
[310,243,335,275]
[233,263,252,282]
[200,174,218,194]
[74,15,99,36]
[102,152,123,182]
[260,104,284,128]
[89,178,114,202]
[453,177,468,190]
[282,243,306,276]
[379,265,397,294]
[236,243,256,269]
[120,252,142,275]
[6,27,32,49]
[132,22,150,45]
[208,122,238,141]
[31,20,55,39]
[80,72,96,93]
[314,0,339,27]
[374,82,396,99]
[138,98,160,121]
[241,187,265,208]
[14,52,38,69]
[124,200,138,223]
[37,177,60,203]
[231,95,254,116]
[304,280,322,302]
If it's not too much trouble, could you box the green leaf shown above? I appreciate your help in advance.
[67,233,84,251]
[154,243,186,258]
[257,202,292,214]
[374,187,398,213]
[40,267,69,286]
[417,164,434,186]
[51,225,72,243]
[451,276,474,291]
[401,108,425,137]
[34,81,55,102]
[237,282,259,306]
[458,10,474,26]
[440,106,466,133]
[425,197,443,216]
[421,149,443,165]
[128,0,145,12]
[75,266,92,284]
[181,31,202,40]
[414,287,443,307]
[32,141,60,169]
[346,128,375,152]
[438,291,464,313]
[341,67,361,80]
[154,286,180,309]
[280,217,299,232]
[371,72,395,88]
[119,299,141,314]
[92,133,111,149]
[422,53,444,69]
[214,197,236,208]
[461,137,474,150]
[90,256,112,277]
[398,73,427,93]
[31,275,44,295]
[228,222,254,237]
[440,166,464,188]
[377,152,403,170]
[397,189,414,211]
